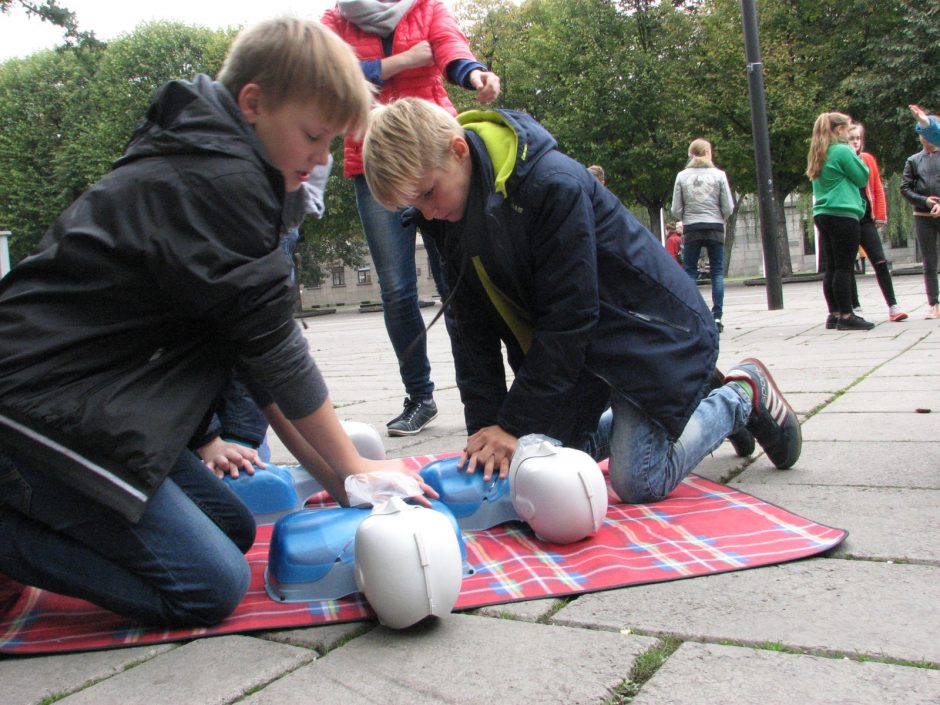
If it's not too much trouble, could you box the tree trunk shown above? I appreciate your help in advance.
[772,186,794,277]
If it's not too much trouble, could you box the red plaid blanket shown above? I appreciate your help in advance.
[0,456,845,654]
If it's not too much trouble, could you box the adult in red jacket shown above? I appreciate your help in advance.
[323,0,500,436]
[846,122,908,323]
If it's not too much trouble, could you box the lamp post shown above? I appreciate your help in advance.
[741,0,784,310]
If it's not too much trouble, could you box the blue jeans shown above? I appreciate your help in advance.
[355,176,444,399]
[280,227,301,284]
[588,385,750,503]
[683,237,725,320]
[0,446,254,626]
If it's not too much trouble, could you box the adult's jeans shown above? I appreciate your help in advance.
[683,236,725,320]
[913,216,940,306]
[815,214,861,315]
[355,175,443,399]
[587,385,750,503]
[0,446,254,626]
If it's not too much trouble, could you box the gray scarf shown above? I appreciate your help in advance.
[337,0,418,36]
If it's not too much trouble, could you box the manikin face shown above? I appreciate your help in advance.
[239,84,338,192]
[408,136,473,222]
[847,127,863,154]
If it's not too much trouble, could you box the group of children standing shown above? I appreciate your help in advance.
[0,14,803,627]
[807,105,940,327]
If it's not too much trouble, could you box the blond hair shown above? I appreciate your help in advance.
[363,97,463,209]
[806,112,852,180]
[218,17,372,136]
[587,165,605,182]
[686,138,714,168]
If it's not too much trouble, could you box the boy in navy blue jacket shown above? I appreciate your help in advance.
[0,19,433,627]
[362,97,801,502]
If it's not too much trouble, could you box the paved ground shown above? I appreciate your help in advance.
[2,273,939,704]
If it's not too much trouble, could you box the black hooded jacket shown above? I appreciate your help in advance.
[0,76,326,522]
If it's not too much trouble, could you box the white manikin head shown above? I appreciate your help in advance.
[340,420,386,460]
[354,497,463,629]
[509,440,608,544]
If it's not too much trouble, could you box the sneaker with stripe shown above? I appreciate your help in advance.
[723,358,801,469]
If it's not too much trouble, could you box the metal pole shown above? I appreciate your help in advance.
[741,0,783,310]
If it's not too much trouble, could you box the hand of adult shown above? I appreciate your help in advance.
[460,425,517,481]
[910,104,929,128]
[469,70,501,103]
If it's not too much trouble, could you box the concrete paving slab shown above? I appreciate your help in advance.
[472,597,562,622]
[726,484,940,564]
[631,642,940,705]
[801,411,937,441]
[824,391,939,413]
[737,440,940,489]
[856,374,940,392]
[257,622,371,654]
[241,613,658,705]
[0,644,175,705]
[552,560,940,665]
[54,635,313,705]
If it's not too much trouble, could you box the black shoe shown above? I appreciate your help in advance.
[387,396,438,437]
[825,314,837,329]
[724,358,801,469]
[836,314,874,331]
[710,369,755,457]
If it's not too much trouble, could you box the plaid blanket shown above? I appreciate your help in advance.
[0,456,845,654]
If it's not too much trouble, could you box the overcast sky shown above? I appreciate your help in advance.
[0,0,342,61]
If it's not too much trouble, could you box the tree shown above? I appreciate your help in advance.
[454,0,697,236]
[847,1,939,172]
[0,48,86,262]
[0,0,100,50]
[687,0,906,275]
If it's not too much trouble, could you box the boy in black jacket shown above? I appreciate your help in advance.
[0,19,433,626]
[363,97,800,501]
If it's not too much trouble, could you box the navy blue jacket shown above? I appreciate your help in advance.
[415,110,718,446]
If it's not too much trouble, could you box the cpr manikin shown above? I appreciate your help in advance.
[508,436,608,544]
[354,497,464,629]
[420,435,608,544]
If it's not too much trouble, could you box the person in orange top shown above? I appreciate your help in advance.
[846,122,908,322]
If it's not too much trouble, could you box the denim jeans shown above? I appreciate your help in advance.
[355,175,444,398]
[683,237,725,320]
[280,227,301,284]
[588,385,750,503]
[914,216,940,306]
[0,446,254,626]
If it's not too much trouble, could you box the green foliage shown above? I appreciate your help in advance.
[295,143,367,288]
[884,173,911,249]
[0,48,87,262]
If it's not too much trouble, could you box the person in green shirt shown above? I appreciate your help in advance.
[806,111,873,331]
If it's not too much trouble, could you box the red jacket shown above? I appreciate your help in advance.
[858,151,887,222]
[322,0,477,177]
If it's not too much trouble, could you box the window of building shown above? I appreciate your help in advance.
[357,267,372,285]
[331,266,346,287]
